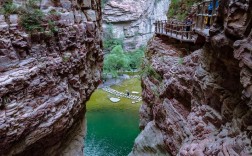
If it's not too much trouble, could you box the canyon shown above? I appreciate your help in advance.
[0,0,102,155]
[1,0,252,156]
[130,0,252,155]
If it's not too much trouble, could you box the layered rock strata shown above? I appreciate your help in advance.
[131,0,252,155]
[0,0,103,155]
[103,0,170,51]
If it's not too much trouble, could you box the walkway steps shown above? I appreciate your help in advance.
[102,87,142,103]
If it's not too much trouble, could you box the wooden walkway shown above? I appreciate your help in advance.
[194,0,218,30]
[154,0,218,43]
[102,87,142,103]
[155,20,196,43]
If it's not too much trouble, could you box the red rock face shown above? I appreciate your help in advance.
[132,0,252,155]
[0,0,103,155]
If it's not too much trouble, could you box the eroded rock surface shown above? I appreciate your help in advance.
[0,0,103,155]
[131,0,252,155]
[129,121,168,156]
[103,0,170,51]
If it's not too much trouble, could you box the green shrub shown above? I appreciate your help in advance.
[103,45,129,77]
[20,9,45,32]
[0,0,18,15]
[141,61,162,81]
[0,0,59,34]
[167,0,202,21]
[178,13,186,21]
[48,20,58,33]
[26,0,41,9]
[178,57,183,64]
[168,7,175,17]
[103,24,124,52]
[18,0,59,33]
[18,0,44,32]
[126,46,145,70]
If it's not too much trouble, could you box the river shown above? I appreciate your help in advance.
[84,78,141,156]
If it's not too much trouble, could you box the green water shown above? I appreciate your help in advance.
[85,78,141,156]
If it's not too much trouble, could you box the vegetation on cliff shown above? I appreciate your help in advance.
[0,0,58,33]
[103,24,124,53]
[0,0,18,15]
[168,0,201,20]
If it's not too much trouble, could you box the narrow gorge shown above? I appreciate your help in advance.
[0,0,252,156]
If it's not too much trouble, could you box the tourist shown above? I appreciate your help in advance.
[206,0,219,29]
[126,90,130,96]
[185,17,192,39]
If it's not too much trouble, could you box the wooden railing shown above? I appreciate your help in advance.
[154,0,219,41]
[154,20,195,42]
[194,0,218,31]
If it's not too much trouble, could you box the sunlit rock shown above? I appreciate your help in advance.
[103,0,170,51]
[110,97,121,103]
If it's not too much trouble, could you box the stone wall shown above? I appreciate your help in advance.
[103,0,170,51]
[130,0,252,155]
[0,0,103,155]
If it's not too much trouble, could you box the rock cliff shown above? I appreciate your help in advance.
[103,0,170,51]
[0,0,102,155]
[130,0,252,155]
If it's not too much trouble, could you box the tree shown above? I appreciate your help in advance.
[103,45,129,77]
[127,46,145,70]
[103,24,124,53]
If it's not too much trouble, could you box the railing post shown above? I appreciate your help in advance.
[175,23,177,36]
[189,24,191,39]
[182,25,184,40]
[160,21,162,34]
[161,21,164,34]
[171,22,173,36]
[159,21,161,33]
[153,19,196,42]
[201,2,205,30]
[155,22,157,32]
[212,0,216,15]
[165,20,167,34]
[169,21,171,34]
[196,3,200,29]
[211,0,216,26]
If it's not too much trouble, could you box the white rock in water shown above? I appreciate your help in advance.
[109,97,120,103]
[132,91,139,94]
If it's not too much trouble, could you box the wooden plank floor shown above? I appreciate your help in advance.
[156,29,196,43]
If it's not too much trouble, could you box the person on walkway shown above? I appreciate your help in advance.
[126,90,130,96]
[185,17,192,39]
[206,0,219,28]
